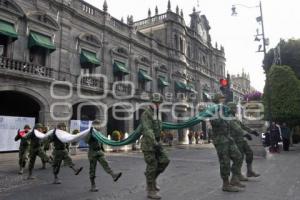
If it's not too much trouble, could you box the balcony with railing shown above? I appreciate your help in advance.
[134,13,167,28]
[0,56,107,92]
[80,76,104,90]
[73,0,105,22]
[108,82,133,96]
[0,56,54,79]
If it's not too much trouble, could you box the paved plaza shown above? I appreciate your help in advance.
[1,144,300,200]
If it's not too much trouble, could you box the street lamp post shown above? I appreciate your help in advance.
[232,0,272,125]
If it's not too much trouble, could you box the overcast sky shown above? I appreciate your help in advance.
[85,0,300,92]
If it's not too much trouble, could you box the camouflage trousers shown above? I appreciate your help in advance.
[142,148,170,185]
[52,149,74,175]
[235,140,253,165]
[28,147,50,171]
[19,146,29,168]
[213,141,242,179]
[88,150,113,179]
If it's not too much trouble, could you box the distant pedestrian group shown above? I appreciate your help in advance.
[265,122,291,153]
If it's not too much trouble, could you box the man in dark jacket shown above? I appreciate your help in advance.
[268,122,281,153]
[281,123,291,151]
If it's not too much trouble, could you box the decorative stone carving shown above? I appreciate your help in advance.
[111,46,129,58]
[0,0,24,17]
[78,33,102,48]
[26,11,59,31]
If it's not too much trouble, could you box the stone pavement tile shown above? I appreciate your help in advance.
[0,144,300,200]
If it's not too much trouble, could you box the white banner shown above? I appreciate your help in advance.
[70,120,92,148]
[0,116,35,152]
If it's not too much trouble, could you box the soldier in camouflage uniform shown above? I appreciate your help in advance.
[227,103,260,179]
[40,126,52,169]
[140,94,170,199]
[49,123,83,184]
[87,120,122,192]
[14,125,31,174]
[210,94,243,192]
[23,123,52,179]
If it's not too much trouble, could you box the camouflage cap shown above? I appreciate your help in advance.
[34,123,43,129]
[57,122,67,129]
[150,93,164,103]
[24,124,31,129]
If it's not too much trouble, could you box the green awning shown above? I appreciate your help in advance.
[187,84,197,93]
[138,70,152,82]
[114,61,129,75]
[175,81,188,91]
[28,32,56,52]
[0,20,18,40]
[158,77,169,87]
[80,49,100,66]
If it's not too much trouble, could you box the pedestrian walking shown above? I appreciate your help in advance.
[188,131,193,144]
[268,122,281,153]
[281,123,291,151]
[194,131,199,144]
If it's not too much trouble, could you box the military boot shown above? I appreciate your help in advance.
[154,180,160,191]
[247,164,260,177]
[111,172,122,182]
[222,178,239,192]
[18,167,24,175]
[230,175,246,188]
[239,174,249,181]
[71,166,83,175]
[90,178,98,192]
[27,170,35,180]
[53,175,62,184]
[147,182,161,199]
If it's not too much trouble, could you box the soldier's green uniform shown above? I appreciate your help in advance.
[23,123,51,179]
[227,103,260,178]
[14,125,31,174]
[49,123,83,184]
[210,94,243,192]
[141,96,170,199]
[87,121,122,192]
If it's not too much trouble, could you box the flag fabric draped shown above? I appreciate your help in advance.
[30,105,229,147]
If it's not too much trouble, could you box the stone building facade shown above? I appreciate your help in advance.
[0,0,225,141]
[231,70,251,103]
